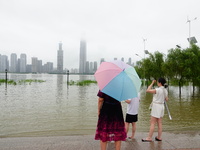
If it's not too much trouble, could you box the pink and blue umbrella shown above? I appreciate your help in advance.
[94,60,141,101]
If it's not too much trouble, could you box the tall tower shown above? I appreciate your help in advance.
[31,57,38,73]
[0,55,8,72]
[10,53,17,72]
[79,39,87,74]
[57,42,63,73]
[20,53,27,73]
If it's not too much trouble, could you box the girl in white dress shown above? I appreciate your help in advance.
[142,78,168,142]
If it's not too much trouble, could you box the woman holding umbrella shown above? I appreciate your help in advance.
[95,90,127,150]
[94,60,141,149]
[142,78,168,142]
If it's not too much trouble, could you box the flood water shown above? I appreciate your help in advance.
[0,73,200,137]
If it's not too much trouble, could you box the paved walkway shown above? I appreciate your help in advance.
[0,132,200,150]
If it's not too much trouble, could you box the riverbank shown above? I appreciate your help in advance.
[0,132,200,150]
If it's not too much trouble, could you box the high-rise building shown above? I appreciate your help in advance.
[26,64,32,73]
[46,62,53,73]
[37,60,42,73]
[32,57,38,73]
[0,54,1,72]
[0,55,8,72]
[127,57,132,66]
[79,39,87,74]
[93,61,97,72]
[100,58,105,64]
[89,62,93,73]
[10,53,17,72]
[85,61,90,73]
[20,53,27,73]
[57,42,63,73]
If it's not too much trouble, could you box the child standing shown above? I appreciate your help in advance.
[125,93,140,140]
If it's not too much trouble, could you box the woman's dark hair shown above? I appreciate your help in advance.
[158,78,168,88]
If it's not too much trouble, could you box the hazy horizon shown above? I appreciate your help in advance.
[1,0,200,70]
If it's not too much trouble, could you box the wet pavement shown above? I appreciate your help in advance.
[0,132,200,150]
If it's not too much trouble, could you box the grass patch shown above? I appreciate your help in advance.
[0,79,17,85]
[18,79,45,85]
[68,80,97,86]
[0,79,45,85]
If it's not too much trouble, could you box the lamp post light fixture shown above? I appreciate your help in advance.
[144,50,149,54]
[143,38,147,59]
[135,53,145,86]
[176,45,181,49]
[186,17,197,47]
[135,53,142,59]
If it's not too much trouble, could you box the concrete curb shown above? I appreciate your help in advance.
[0,132,200,150]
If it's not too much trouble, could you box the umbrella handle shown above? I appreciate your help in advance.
[164,101,172,120]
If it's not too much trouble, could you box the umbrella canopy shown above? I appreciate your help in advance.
[94,60,141,101]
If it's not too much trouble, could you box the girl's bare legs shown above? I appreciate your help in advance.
[131,122,136,139]
[125,122,130,134]
[115,141,121,150]
[157,118,162,140]
[100,141,107,150]
[147,116,157,140]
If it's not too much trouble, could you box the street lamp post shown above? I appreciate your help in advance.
[135,54,145,86]
[136,50,150,87]
[5,69,8,88]
[186,17,197,47]
[143,38,148,87]
[143,38,147,60]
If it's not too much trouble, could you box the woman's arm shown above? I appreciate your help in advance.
[146,80,156,94]
[165,97,169,101]
[98,97,104,116]
[125,99,131,104]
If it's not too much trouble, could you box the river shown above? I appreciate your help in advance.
[0,73,200,137]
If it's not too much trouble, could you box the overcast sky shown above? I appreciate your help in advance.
[0,0,200,70]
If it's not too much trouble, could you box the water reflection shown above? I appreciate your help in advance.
[4,86,8,96]
[0,73,200,137]
[56,75,64,103]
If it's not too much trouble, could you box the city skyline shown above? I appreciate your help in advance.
[0,40,134,73]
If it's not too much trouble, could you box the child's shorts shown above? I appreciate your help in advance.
[125,113,138,123]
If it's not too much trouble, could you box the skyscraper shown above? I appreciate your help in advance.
[127,57,132,66]
[20,53,26,73]
[100,58,105,64]
[79,39,87,74]
[57,42,63,73]
[93,61,97,73]
[0,55,8,72]
[85,61,89,73]
[31,57,38,73]
[37,60,42,73]
[10,53,17,72]
[89,62,93,73]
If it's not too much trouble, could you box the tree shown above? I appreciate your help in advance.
[143,51,165,81]
[183,44,200,95]
[165,48,186,95]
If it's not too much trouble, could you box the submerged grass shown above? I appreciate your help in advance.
[68,80,97,86]
[1,78,96,86]
[0,79,17,85]
[0,79,45,85]
[18,79,45,85]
